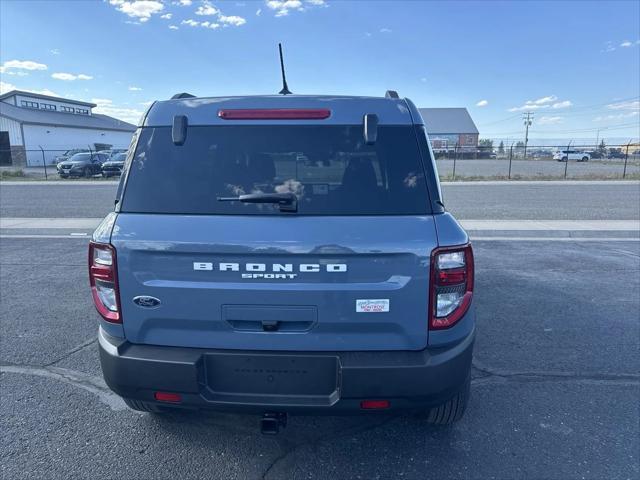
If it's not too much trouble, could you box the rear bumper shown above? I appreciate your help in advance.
[99,327,474,414]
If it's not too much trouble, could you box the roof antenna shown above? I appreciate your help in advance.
[278,43,292,95]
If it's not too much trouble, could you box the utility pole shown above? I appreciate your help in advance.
[522,112,534,159]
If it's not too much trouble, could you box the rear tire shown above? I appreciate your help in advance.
[425,374,470,425]
[123,398,165,413]
[581,156,589,162]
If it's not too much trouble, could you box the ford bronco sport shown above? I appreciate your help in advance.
[91,91,475,431]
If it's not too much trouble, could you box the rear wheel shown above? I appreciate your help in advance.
[562,156,568,162]
[581,156,589,162]
[123,398,165,413]
[424,374,470,425]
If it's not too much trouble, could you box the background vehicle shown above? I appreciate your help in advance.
[608,149,626,159]
[553,150,590,162]
[101,152,127,177]
[92,93,475,430]
[57,152,108,177]
[53,148,89,164]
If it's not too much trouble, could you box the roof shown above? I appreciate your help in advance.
[0,101,136,132]
[418,108,479,135]
[0,90,96,108]
[144,95,421,126]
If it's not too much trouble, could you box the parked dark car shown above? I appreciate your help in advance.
[57,152,109,178]
[608,149,626,159]
[53,148,89,164]
[101,152,127,177]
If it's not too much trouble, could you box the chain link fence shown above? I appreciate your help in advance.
[1,142,639,181]
[434,142,640,180]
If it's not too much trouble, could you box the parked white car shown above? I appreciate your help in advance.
[553,150,590,162]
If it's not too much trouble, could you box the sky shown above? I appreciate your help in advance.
[1,0,639,142]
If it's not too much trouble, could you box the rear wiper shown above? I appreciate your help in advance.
[217,193,297,212]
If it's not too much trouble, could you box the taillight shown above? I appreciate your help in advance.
[89,241,121,323]
[218,108,331,120]
[429,244,474,330]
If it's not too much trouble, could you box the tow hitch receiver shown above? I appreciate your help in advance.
[261,412,287,435]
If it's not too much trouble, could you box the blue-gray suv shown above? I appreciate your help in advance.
[90,91,475,432]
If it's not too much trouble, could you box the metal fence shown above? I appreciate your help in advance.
[433,142,640,180]
[1,143,639,181]
[0,146,130,180]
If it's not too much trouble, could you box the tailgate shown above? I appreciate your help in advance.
[112,214,437,351]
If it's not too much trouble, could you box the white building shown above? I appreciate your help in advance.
[0,90,136,167]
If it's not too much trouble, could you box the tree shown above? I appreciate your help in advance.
[498,141,505,155]
[515,141,525,151]
[478,139,494,151]
[598,140,607,156]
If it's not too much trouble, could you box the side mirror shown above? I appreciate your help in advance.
[363,113,378,145]
[172,115,188,146]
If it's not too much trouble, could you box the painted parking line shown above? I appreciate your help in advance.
[1,234,639,243]
[2,218,639,231]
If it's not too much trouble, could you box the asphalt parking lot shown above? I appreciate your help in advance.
[1,181,639,479]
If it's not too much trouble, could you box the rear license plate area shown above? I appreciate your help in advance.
[204,353,340,406]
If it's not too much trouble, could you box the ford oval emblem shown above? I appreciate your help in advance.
[133,296,161,308]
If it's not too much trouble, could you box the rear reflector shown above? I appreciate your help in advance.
[218,108,331,120]
[360,399,390,410]
[154,391,182,403]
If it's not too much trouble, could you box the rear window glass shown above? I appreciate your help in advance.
[121,125,431,215]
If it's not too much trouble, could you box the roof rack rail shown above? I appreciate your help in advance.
[171,92,196,99]
[385,90,399,99]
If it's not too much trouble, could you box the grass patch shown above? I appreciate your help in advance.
[0,169,26,180]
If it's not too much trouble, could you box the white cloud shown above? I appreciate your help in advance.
[379,27,391,33]
[607,100,640,111]
[538,116,563,125]
[0,81,59,96]
[174,0,192,5]
[50,49,61,55]
[93,103,145,124]
[0,81,16,94]
[4,71,29,77]
[51,72,93,81]
[476,99,488,107]
[196,2,219,15]
[219,14,246,26]
[182,18,200,26]
[620,40,633,47]
[593,111,639,122]
[420,77,427,83]
[128,86,143,91]
[109,0,164,20]
[160,13,173,19]
[91,98,113,106]
[140,100,154,106]
[266,0,326,16]
[0,60,48,73]
[169,24,179,29]
[603,41,616,53]
[508,95,571,112]
[529,95,557,105]
[256,8,261,15]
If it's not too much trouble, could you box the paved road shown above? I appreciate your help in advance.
[1,237,638,480]
[1,182,639,479]
[2,181,639,220]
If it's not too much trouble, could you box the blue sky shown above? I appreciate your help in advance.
[1,0,639,141]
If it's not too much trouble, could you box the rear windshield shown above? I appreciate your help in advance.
[121,125,431,215]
